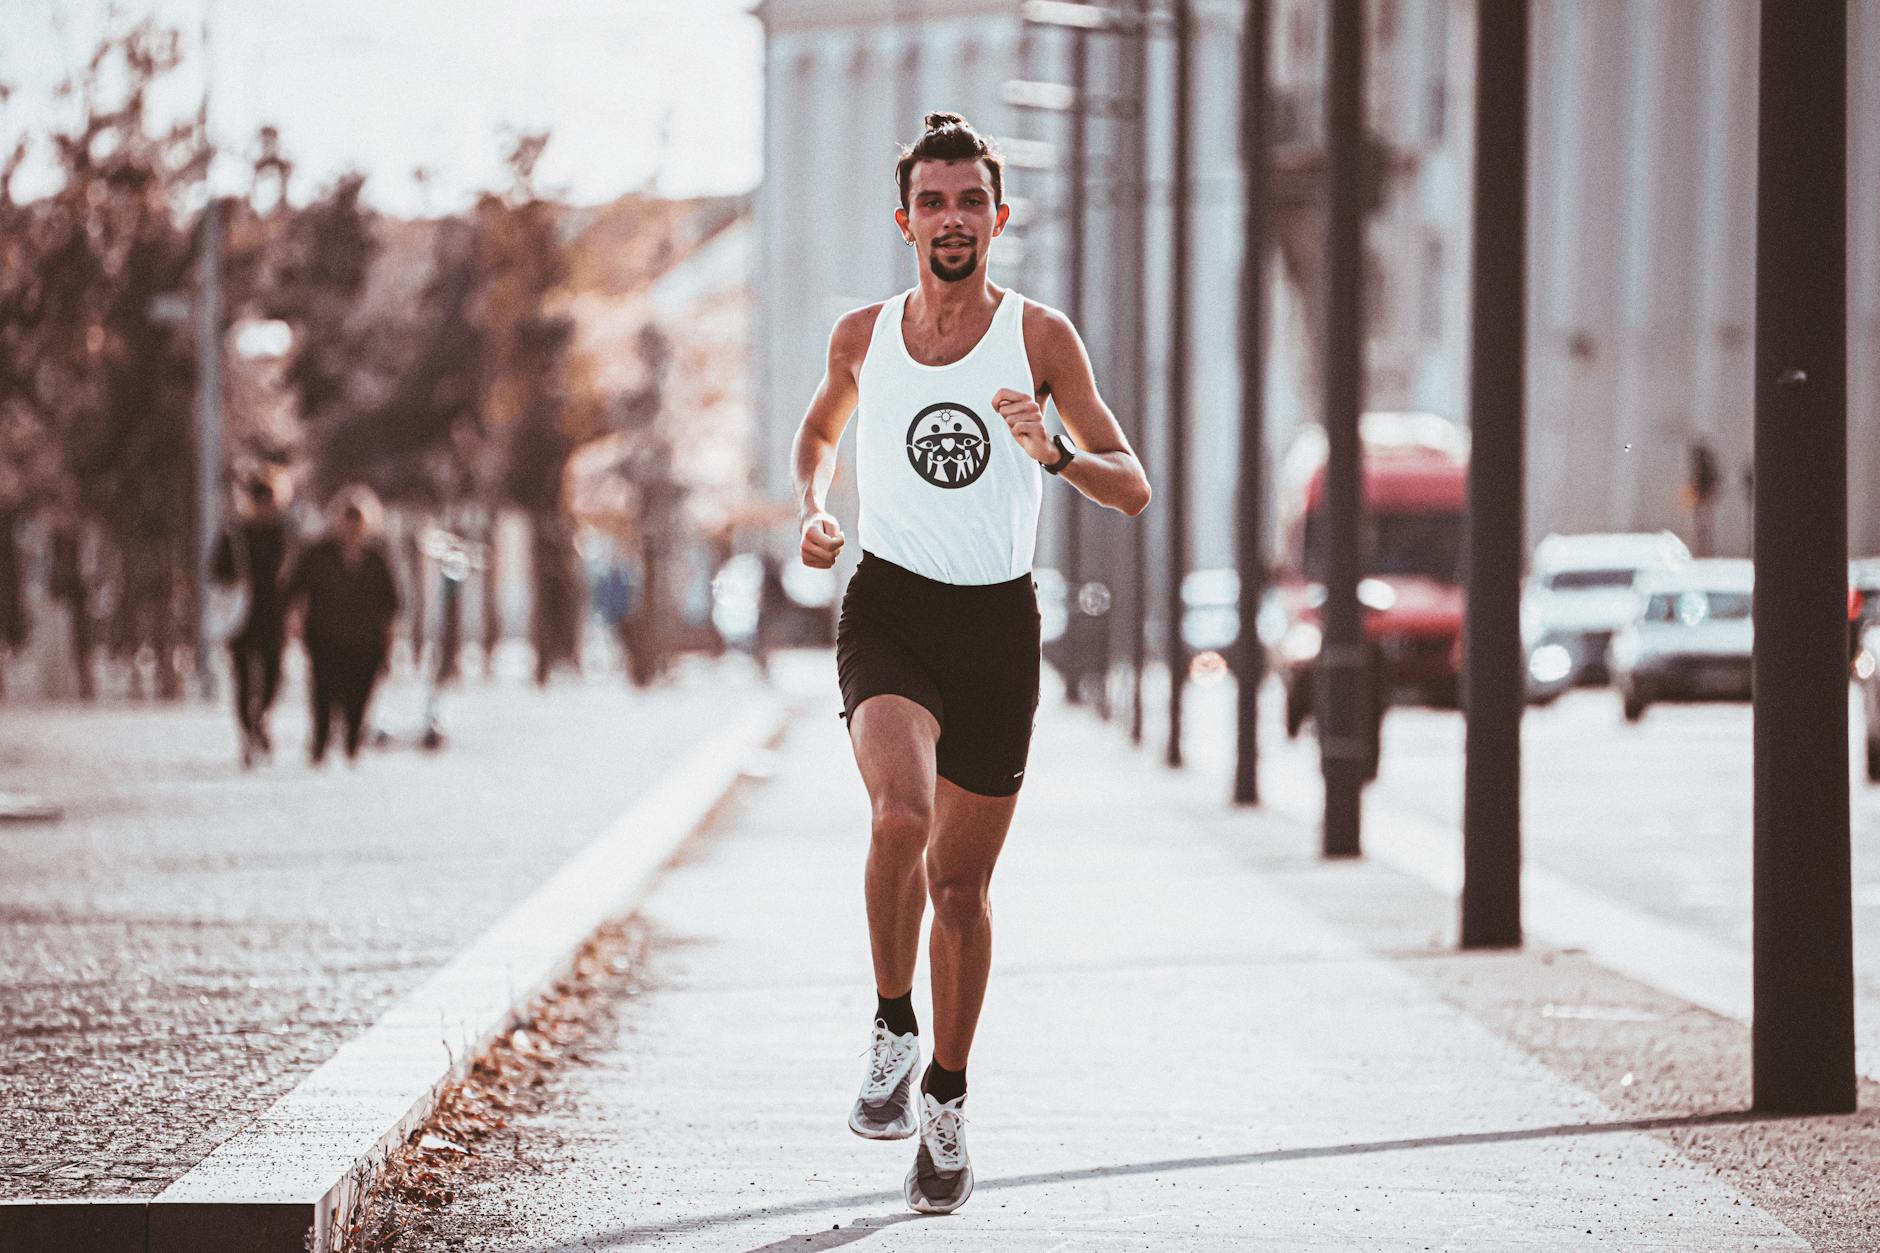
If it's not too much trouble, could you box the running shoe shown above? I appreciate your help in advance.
[848,1020,920,1140]
[904,1091,972,1214]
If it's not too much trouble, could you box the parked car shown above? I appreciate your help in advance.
[1610,558,1754,722]
[1857,620,1880,781]
[1848,558,1880,665]
[1523,531,1692,688]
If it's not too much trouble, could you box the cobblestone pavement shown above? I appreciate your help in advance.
[1,653,775,1200]
[380,662,1876,1251]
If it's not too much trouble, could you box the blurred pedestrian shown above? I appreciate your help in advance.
[211,471,293,767]
[791,113,1151,1215]
[285,486,400,766]
[753,549,789,679]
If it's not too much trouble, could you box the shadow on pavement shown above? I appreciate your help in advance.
[539,1107,1784,1250]
[738,1211,924,1252]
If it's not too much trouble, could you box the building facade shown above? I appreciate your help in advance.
[756,0,1880,584]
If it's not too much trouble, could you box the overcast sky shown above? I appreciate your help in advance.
[0,0,763,216]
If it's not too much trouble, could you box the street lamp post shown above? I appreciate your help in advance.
[1164,0,1193,769]
[1751,0,1854,1115]
[1233,0,1268,807]
[1065,17,1091,704]
[194,7,225,701]
[194,201,223,701]
[1318,0,1366,857]
[1123,0,1150,747]
[1460,0,1528,950]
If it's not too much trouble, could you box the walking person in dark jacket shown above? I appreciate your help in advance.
[211,471,294,767]
[285,486,401,766]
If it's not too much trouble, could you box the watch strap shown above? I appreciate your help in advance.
[1043,433,1077,475]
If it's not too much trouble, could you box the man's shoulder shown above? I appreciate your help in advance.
[1018,296,1079,356]
[830,300,891,358]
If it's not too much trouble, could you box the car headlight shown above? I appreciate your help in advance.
[1281,622,1323,663]
[1528,643,1574,685]
[1357,578,1397,612]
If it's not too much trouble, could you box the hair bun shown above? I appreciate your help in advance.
[923,111,968,131]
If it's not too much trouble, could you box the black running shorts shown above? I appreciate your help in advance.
[836,551,1042,798]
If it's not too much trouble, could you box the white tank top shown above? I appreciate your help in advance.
[853,288,1043,585]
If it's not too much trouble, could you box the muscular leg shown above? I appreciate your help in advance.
[925,777,1019,1070]
[848,695,940,1002]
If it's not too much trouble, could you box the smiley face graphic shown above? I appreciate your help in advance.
[906,403,992,489]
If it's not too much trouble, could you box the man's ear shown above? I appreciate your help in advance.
[993,202,1011,237]
[894,206,914,244]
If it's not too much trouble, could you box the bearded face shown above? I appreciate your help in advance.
[928,236,978,282]
[897,158,1008,285]
[906,405,991,488]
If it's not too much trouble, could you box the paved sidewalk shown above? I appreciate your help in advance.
[386,670,1879,1251]
[0,656,774,1201]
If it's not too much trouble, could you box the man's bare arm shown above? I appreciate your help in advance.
[1023,305,1151,517]
[791,306,878,567]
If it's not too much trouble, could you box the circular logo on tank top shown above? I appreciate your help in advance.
[906,403,992,489]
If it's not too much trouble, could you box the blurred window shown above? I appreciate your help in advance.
[1420,237,1444,339]
[1366,246,1390,336]
[1303,510,1463,582]
[1546,568,1636,592]
[1644,590,1751,623]
[1426,0,1449,142]
[1290,6,1317,62]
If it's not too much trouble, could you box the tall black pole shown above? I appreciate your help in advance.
[1232,0,1269,806]
[1318,0,1365,856]
[1460,0,1527,949]
[1751,0,1854,1115]
[194,196,223,701]
[1125,0,1149,746]
[1165,0,1192,768]
[1063,24,1090,705]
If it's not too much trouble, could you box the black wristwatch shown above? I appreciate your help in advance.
[1043,433,1077,476]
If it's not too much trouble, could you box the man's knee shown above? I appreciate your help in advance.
[870,793,932,859]
[927,872,989,926]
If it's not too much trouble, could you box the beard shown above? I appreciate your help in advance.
[926,241,979,283]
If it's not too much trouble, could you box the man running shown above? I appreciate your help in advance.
[790,111,1151,1215]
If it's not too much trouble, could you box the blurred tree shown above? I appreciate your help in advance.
[468,131,602,683]
[263,171,379,496]
[0,24,209,699]
[316,215,481,505]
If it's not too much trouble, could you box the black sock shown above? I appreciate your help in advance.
[875,991,917,1038]
[922,1060,966,1106]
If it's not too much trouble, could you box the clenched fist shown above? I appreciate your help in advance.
[800,511,845,568]
[992,388,1056,465]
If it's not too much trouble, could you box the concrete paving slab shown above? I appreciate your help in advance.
[129,699,786,1251]
[3,661,805,1253]
[2,666,781,1202]
[389,687,1810,1252]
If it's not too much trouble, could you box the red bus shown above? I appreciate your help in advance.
[1270,412,1469,737]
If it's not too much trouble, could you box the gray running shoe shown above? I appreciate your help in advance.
[849,1020,920,1140]
[904,1091,972,1214]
